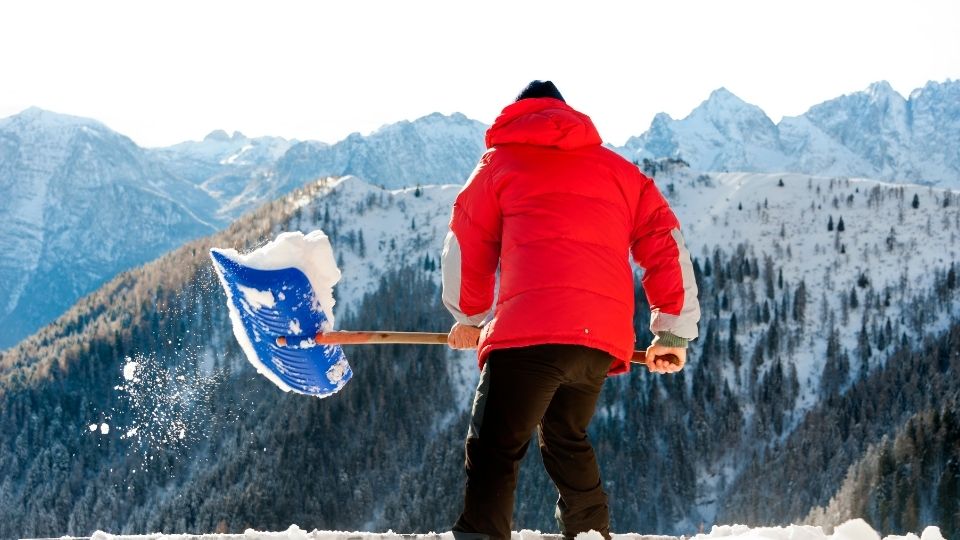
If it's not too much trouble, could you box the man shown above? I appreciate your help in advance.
[441,80,700,540]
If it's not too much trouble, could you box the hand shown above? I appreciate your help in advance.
[644,342,687,374]
[447,323,481,350]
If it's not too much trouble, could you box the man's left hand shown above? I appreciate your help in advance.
[448,323,481,350]
[644,343,687,374]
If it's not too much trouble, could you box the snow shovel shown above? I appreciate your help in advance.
[211,231,678,398]
[274,331,678,368]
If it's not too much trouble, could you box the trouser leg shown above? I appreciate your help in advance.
[453,347,567,540]
[538,347,611,539]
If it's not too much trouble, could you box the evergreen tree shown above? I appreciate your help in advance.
[793,280,807,323]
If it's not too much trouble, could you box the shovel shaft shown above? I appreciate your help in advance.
[277,331,679,366]
[313,330,449,345]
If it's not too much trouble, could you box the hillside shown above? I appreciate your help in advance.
[1,165,959,538]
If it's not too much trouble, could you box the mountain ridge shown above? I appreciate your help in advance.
[620,79,960,187]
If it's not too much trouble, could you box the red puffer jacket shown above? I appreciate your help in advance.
[441,98,699,374]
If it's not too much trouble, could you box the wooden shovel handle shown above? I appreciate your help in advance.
[277,331,680,366]
[276,331,448,346]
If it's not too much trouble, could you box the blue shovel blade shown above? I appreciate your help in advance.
[210,249,352,397]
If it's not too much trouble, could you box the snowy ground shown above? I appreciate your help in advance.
[32,519,946,540]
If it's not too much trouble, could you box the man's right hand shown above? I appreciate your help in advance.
[447,322,481,350]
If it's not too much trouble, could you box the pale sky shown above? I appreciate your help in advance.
[2,0,958,148]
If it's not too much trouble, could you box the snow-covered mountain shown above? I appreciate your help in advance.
[4,78,959,353]
[620,80,960,187]
[151,129,293,183]
[2,167,958,538]
[149,130,294,212]
[235,112,487,217]
[0,108,484,350]
[0,108,220,349]
[147,112,486,220]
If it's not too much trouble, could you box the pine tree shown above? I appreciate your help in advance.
[792,280,807,323]
[728,314,740,369]
[912,193,920,209]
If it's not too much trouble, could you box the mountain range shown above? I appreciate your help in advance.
[619,80,960,186]
[0,79,957,349]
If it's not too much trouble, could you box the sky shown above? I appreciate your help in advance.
[1,0,958,148]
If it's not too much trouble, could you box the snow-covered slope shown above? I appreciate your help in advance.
[157,130,293,170]
[0,108,219,348]
[245,112,486,215]
[664,167,957,400]
[300,169,960,530]
[148,130,296,186]
[150,130,294,206]
[623,89,785,172]
[619,80,960,187]
[286,166,960,429]
[4,166,957,537]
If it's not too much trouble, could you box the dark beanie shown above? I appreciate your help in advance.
[515,80,565,102]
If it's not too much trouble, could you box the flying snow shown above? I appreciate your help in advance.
[87,352,225,466]
[123,359,139,381]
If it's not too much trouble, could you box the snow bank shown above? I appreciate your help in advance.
[75,520,944,540]
[690,520,945,540]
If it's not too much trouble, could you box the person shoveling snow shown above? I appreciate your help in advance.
[440,80,701,540]
[208,81,700,540]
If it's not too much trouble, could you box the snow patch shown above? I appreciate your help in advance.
[326,359,349,384]
[687,521,945,540]
[212,230,340,329]
[238,284,277,310]
[76,521,945,540]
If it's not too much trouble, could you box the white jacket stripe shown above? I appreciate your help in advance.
[441,231,490,326]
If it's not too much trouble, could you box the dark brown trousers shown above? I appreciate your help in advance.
[452,344,612,540]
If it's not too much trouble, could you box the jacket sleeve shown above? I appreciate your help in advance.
[442,151,501,325]
[630,172,700,343]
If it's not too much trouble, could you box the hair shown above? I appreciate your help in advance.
[515,80,565,102]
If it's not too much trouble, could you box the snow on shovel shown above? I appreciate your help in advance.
[210,231,351,398]
[211,230,678,398]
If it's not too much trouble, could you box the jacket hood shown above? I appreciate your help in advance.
[485,98,602,150]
